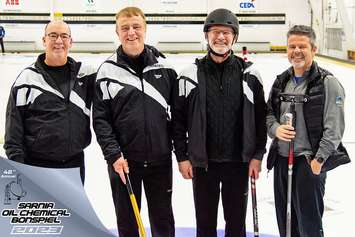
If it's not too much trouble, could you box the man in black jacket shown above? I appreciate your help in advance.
[0,25,5,54]
[172,8,267,237]
[266,25,350,237]
[93,7,176,237]
[4,20,96,184]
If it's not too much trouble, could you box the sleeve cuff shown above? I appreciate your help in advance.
[315,152,329,162]
[175,152,188,162]
[106,153,122,165]
[252,149,266,161]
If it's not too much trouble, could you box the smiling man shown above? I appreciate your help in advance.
[4,20,96,184]
[266,25,349,237]
[172,8,267,237]
[93,7,176,237]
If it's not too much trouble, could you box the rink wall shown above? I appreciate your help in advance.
[0,0,310,53]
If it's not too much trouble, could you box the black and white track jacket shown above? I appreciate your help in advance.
[4,54,96,163]
[172,54,267,168]
[93,46,177,164]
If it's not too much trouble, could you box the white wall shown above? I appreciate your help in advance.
[0,0,50,13]
[0,0,311,52]
[54,0,130,14]
[136,0,208,14]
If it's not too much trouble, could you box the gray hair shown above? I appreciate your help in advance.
[287,25,316,48]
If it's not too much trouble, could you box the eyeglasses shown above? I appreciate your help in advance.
[208,29,234,37]
[46,33,71,41]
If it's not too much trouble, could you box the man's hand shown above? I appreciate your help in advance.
[276,124,296,142]
[310,159,323,175]
[249,159,262,179]
[113,156,129,184]
[178,160,193,179]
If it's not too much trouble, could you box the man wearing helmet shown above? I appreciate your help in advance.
[172,8,267,237]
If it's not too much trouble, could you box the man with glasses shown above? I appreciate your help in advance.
[172,8,267,237]
[93,7,176,237]
[4,20,96,184]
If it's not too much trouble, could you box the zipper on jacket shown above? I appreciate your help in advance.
[67,72,75,157]
[140,76,151,161]
[219,71,225,156]
[65,104,71,162]
[67,87,72,158]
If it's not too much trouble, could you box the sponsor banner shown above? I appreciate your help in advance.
[0,157,115,237]
[238,0,257,13]
[1,0,22,12]
[160,0,179,13]
[0,12,286,25]
[83,0,100,13]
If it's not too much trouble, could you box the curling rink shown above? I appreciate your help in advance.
[0,52,354,236]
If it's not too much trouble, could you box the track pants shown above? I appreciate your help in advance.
[193,162,249,237]
[108,160,175,237]
[0,38,4,53]
[274,155,326,237]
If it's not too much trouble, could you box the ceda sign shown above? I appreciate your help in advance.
[239,2,255,9]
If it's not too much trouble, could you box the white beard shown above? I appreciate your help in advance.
[210,43,231,55]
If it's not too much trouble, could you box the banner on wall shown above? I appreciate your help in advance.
[0,157,115,237]
[1,0,23,12]
[83,0,100,13]
[160,0,179,13]
[237,0,257,13]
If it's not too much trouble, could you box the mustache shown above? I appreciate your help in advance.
[214,42,226,45]
[213,39,227,44]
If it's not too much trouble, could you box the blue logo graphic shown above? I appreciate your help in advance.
[335,96,343,106]
[240,2,255,8]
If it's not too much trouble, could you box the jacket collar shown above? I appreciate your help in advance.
[284,61,320,81]
[35,53,77,74]
[203,52,249,71]
[34,53,78,93]
[116,45,158,69]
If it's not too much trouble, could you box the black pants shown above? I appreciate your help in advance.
[193,162,249,237]
[25,152,85,185]
[274,155,326,237]
[0,38,4,53]
[108,160,175,237]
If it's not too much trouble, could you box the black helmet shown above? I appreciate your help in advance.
[203,8,239,35]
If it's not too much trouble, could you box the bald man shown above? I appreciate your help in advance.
[4,21,96,184]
